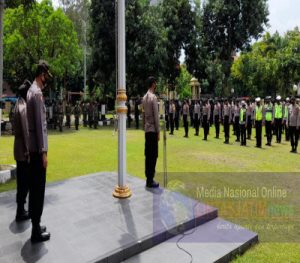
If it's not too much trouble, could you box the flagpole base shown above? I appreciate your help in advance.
[113,185,132,199]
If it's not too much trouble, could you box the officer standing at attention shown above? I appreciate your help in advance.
[194,100,200,136]
[274,96,284,143]
[27,60,51,242]
[223,99,231,144]
[264,96,274,146]
[169,100,175,135]
[233,100,241,142]
[239,101,247,146]
[13,80,32,222]
[202,98,210,140]
[213,100,221,139]
[246,100,253,140]
[283,98,290,141]
[254,97,263,148]
[287,97,299,153]
[182,99,189,138]
[142,76,160,188]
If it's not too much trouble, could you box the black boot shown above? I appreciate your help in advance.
[15,206,30,222]
[31,225,50,243]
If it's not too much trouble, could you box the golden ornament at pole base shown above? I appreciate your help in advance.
[117,107,128,114]
[117,89,127,102]
[113,185,132,199]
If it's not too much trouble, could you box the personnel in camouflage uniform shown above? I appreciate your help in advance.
[57,100,64,132]
[73,101,81,130]
[82,102,88,127]
[88,102,94,128]
[93,101,99,129]
[65,102,72,128]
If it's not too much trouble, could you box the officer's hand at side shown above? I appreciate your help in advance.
[158,132,160,141]
[42,152,48,169]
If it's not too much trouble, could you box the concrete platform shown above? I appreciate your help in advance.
[0,172,218,263]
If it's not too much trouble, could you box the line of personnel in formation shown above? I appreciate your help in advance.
[44,100,103,131]
[160,96,299,153]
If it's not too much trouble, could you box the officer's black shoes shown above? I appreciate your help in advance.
[183,135,188,138]
[15,209,30,222]
[146,181,159,188]
[255,145,262,148]
[265,143,271,146]
[31,226,50,243]
[223,141,229,144]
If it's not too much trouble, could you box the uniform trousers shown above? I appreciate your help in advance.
[194,114,199,135]
[240,124,246,145]
[289,127,299,150]
[214,115,220,138]
[183,114,188,136]
[255,120,262,147]
[145,132,158,184]
[16,161,29,207]
[169,113,174,134]
[265,121,273,144]
[202,115,209,139]
[224,116,230,142]
[247,116,252,139]
[29,153,46,227]
[274,118,282,142]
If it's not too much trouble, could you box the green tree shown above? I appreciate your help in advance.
[175,64,192,99]
[90,0,168,97]
[189,0,269,96]
[160,0,195,88]
[231,28,300,97]
[3,0,82,93]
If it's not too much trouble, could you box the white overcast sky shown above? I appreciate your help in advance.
[50,0,300,35]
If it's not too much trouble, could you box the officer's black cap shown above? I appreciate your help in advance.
[37,60,53,78]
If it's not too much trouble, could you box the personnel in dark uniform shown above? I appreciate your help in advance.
[142,76,160,188]
[288,97,299,153]
[223,99,231,144]
[283,98,290,141]
[27,60,51,242]
[254,97,263,148]
[13,80,31,222]
[65,102,71,128]
[264,96,274,146]
[202,99,210,140]
[73,101,81,130]
[213,100,221,139]
[194,101,200,136]
[246,100,253,139]
[233,100,241,142]
[239,101,247,146]
[189,100,194,127]
[169,100,175,135]
[174,100,180,130]
[182,100,189,138]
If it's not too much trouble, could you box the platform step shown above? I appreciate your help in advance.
[123,217,258,263]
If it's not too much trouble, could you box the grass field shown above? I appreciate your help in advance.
[0,124,299,262]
